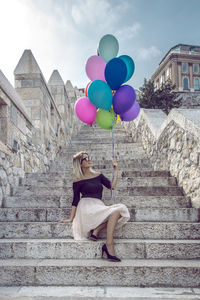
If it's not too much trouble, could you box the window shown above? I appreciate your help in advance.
[160,77,163,85]
[182,63,188,73]
[183,77,189,90]
[193,64,199,73]
[194,78,200,90]
[166,68,169,77]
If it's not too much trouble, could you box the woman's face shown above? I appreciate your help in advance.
[80,154,93,168]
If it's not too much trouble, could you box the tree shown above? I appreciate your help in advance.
[138,78,182,114]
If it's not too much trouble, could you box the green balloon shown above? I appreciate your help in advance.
[96,109,117,130]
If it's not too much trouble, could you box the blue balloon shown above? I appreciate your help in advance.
[88,80,113,111]
[105,58,127,90]
[119,55,135,82]
[99,34,119,63]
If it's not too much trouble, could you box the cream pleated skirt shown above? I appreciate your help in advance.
[72,197,130,240]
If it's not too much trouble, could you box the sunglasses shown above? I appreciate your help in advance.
[81,155,92,163]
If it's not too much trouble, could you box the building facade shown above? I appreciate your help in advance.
[151,44,200,92]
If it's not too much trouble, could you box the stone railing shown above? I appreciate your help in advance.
[123,108,200,208]
[0,70,82,206]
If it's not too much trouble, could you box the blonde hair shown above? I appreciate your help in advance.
[73,151,94,180]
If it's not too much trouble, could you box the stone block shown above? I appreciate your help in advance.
[0,222,200,239]
[31,107,41,120]
[0,259,199,287]
[0,265,35,286]
[12,156,21,168]
[0,188,3,206]
[0,169,8,186]
[21,79,34,88]
[24,160,32,173]
[17,113,26,133]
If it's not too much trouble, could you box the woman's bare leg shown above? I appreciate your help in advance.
[93,221,107,236]
[106,210,121,256]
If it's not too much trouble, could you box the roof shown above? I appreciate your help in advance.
[48,70,64,86]
[159,44,200,66]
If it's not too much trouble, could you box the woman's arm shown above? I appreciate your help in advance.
[69,205,77,221]
[58,206,77,223]
[111,160,118,190]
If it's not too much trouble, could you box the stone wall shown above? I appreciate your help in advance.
[177,92,200,108]
[123,109,200,208]
[0,50,83,207]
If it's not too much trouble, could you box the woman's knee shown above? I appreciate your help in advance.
[111,210,121,217]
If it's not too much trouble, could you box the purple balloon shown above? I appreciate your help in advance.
[85,55,106,81]
[113,85,136,114]
[120,101,140,122]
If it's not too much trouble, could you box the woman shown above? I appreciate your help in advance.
[59,151,130,262]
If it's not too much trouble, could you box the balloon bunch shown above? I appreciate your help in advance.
[75,34,140,130]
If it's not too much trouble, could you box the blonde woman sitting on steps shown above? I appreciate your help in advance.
[59,151,130,262]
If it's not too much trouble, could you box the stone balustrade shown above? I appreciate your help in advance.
[0,50,83,207]
[123,108,200,208]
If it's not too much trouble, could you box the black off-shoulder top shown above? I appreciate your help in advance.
[72,173,111,207]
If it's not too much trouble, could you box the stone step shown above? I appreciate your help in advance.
[24,170,171,180]
[11,186,183,197]
[0,286,199,300]
[0,239,200,260]
[3,195,191,208]
[0,207,199,222]
[0,259,200,287]
[71,137,134,144]
[63,144,144,153]
[52,158,153,169]
[51,162,153,172]
[58,152,147,161]
[77,128,127,134]
[22,170,174,186]
[22,177,177,188]
[71,136,130,140]
[66,141,141,147]
[0,222,200,239]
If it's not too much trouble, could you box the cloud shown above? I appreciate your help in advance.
[71,0,134,36]
[0,0,140,89]
[137,46,161,60]
[0,0,86,87]
[116,23,141,41]
[71,0,118,37]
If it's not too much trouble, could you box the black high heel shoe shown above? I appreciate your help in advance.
[88,229,98,241]
[101,244,121,262]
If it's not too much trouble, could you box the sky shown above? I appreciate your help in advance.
[0,0,200,91]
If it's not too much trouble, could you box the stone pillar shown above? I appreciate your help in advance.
[177,62,183,91]
[65,80,76,103]
[189,63,194,92]
[172,60,178,89]
[14,50,62,146]
[48,70,70,136]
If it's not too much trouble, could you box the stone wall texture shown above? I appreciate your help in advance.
[123,109,200,208]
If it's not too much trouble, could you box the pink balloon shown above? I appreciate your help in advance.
[85,55,106,81]
[75,97,97,125]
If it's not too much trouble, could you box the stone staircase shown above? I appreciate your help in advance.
[0,124,200,299]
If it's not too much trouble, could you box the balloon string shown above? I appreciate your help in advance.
[111,112,115,204]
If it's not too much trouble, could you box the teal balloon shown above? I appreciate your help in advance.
[119,55,135,82]
[88,80,113,111]
[96,109,117,130]
[99,34,119,63]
